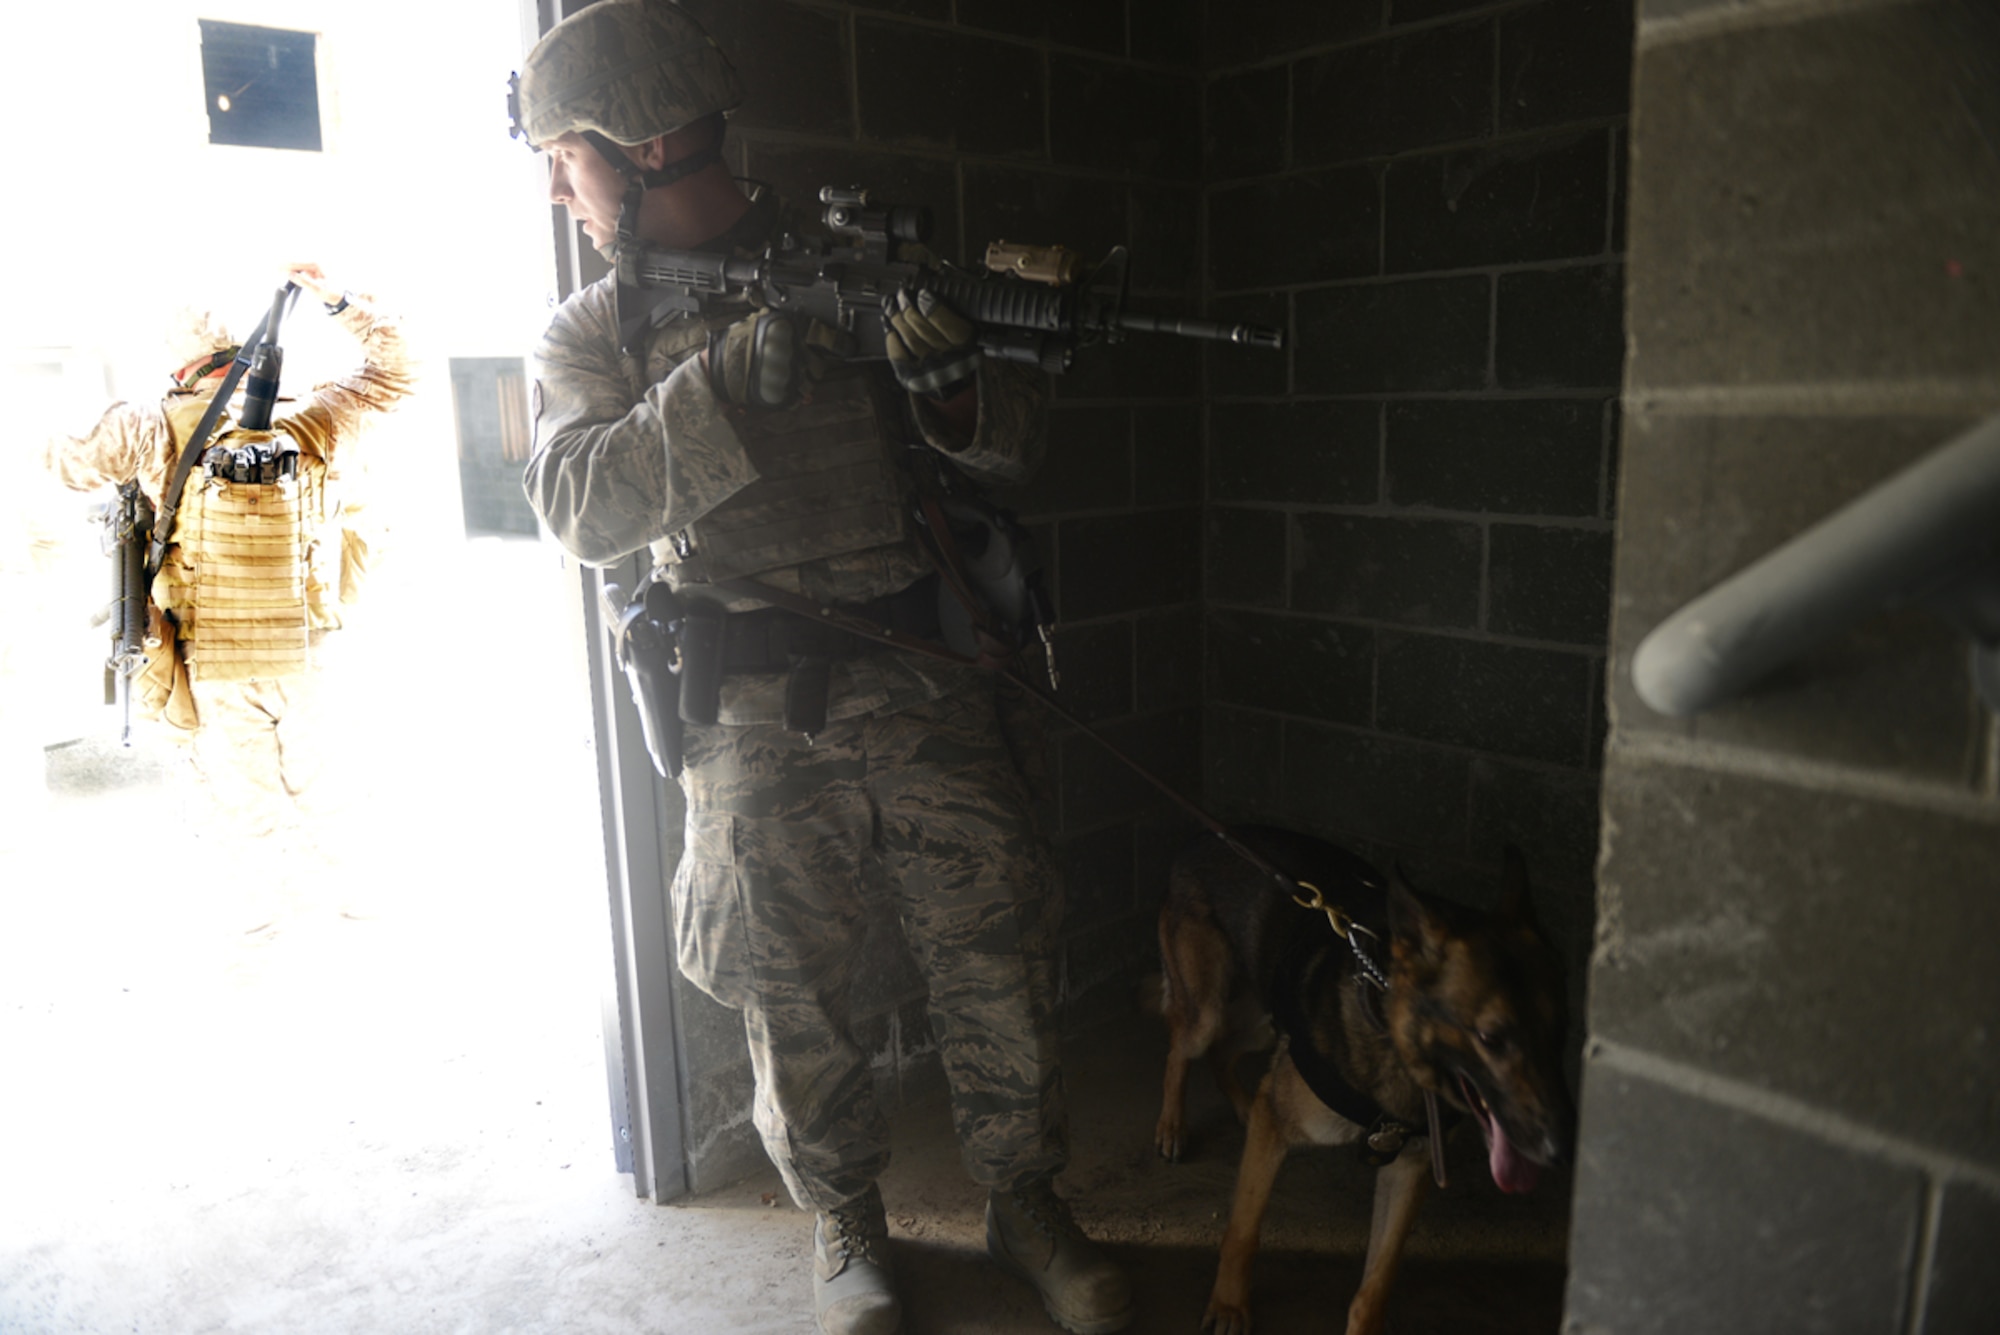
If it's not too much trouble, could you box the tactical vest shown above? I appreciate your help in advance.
[158,395,316,682]
[649,352,910,588]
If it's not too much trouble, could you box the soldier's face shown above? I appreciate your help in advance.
[543,133,628,255]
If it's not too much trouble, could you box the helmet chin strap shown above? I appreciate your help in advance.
[613,171,649,251]
[580,125,725,251]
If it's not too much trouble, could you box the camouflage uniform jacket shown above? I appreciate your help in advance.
[524,195,1050,726]
[42,297,416,632]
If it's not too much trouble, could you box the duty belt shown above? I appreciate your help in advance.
[713,575,941,675]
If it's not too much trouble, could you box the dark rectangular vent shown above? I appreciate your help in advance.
[199,20,322,152]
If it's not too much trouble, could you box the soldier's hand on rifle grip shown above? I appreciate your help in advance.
[885,286,980,401]
[706,309,801,410]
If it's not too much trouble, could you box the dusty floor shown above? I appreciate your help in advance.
[0,539,1571,1335]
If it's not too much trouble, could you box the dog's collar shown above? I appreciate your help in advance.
[1346,928,1390,991]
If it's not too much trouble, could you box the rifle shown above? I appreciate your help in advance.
[101,479,154,745]
[615,185,1285,373]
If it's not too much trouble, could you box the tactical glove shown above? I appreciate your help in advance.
[707,309,801,410]
[884,286,981,400]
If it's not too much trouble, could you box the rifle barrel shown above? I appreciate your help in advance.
[1116,311,1285,350]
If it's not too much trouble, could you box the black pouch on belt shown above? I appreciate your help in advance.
[676,596,727,726]
[782,654,832,737]
[610,581,686,779]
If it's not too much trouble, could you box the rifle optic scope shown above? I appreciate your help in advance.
[820,185,930,247]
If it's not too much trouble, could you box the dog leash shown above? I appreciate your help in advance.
[1424,1092,1451,1188]
[718,433,1365,920]
[720,576,1460,1185]
[711,573,1309,886]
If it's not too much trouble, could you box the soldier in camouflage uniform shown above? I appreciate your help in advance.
[43,265,412,869]
[512,4,1130,1334]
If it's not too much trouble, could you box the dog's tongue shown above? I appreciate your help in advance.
[1486,1120,1540,1195]
[1458,1075,1542,1194]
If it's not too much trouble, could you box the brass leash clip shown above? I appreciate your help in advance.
[1290,877,1391,991]
[1291,879,1356,940]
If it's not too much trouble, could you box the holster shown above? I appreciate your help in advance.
[611,581,687,779]
[619,574,946,754]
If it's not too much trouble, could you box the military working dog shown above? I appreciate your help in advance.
[1154,825,1574,1335]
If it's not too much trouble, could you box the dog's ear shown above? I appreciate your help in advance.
[1387,867,1448,968]
[1496,844,1538,927]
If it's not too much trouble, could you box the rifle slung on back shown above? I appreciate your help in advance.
[103,479,155,744]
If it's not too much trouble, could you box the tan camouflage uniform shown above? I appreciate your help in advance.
[525,201,1067,1212]
[43,297,414,833]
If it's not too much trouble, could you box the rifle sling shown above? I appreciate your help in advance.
[146,305,279,588]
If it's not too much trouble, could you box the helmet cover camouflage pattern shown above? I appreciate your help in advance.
[516,0,744,147]
[164,306,238,371]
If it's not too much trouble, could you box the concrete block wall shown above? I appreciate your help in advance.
[1200,0,1632,985]
[1570,1,2000,1330]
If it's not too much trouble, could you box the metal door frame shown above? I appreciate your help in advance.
[527,0,692,1204]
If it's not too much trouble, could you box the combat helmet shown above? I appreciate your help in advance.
[509,0,744,251]
[164,307,240,387]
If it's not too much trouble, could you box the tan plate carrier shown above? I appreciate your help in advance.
[175,467,315,683]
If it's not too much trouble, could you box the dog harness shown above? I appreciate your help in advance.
[1267,936,1423,1168]
[1267,890,1461,1186]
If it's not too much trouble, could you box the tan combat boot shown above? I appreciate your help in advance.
[986,1177,1133,1334]
[814,1185,901,1335]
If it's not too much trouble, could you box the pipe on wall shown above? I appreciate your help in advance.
[1632,412,2000,718]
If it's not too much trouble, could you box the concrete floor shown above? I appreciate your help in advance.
[0,539,1571,1335]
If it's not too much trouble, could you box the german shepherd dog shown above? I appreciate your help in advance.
[1153,826,1574,1335]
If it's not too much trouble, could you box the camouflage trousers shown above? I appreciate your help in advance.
[186,645,333,839]
[672,682,1069,1213]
